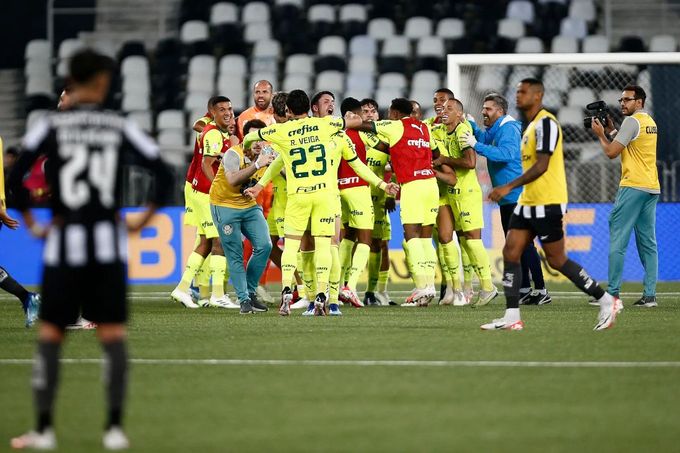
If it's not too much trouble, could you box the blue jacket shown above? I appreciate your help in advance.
[470,115,523,205]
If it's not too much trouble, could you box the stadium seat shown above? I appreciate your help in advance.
[506,0,535,24]
[650,34,677,52]
[252,38,281,60]
[515,37,544,53]
[618,36,646,53]
[435,18,465,40]
[283,73,312,93]
[244,23,272,43]
[477,66,508,93]
[348,35,377,57]
[411,70,441,92]
[122,77,151,96]
[118,41,146,61]
[582,35,609,53]
[507,66,539,88]
[567,87,595,107]
[404,17,433,40]
[367,18,396,41]
[180,21,209,43]
[551,35,579,53]
[415,37,444,72]
[343,89,371,102]
[542,91,563,111]
[210,2,239,25]
[25,40,51,61]
[211,23,247,56]
[219,54,248,76]
[599,89,621,108]
[568,0,596,23]
[557,106,583,125]
[187,72,215,93]
[25,75,53,96]
[284,54,314,75]
[380,36,409,73]
[559,17,587,39]
[543,67,570,94]
[121,56,150,77]
[377,73,407,91]
[242,2,270,24]
[217,73,246,95]
[375,87,403,109]
[188,55,216,77]
[345,73,374,93]
[184,91,213,111]
[58,39,85,59]
[348,56,377,75]
[497,18,525,39]
[318,36,346,57]
[409,88,434,110]
[315,70,344,94]
[308,4,336,41]
[248,72,278,91]
[122,93,150,112]
[127,111,153,133]
[158,129,188,148]
[24,59,51,78]
[157,110,185,131]
[339,4,366,22]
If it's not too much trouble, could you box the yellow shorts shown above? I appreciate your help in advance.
[400,178,439,226]
[284,191,336,237]
[340,186,374,230]
[371,198,391,241]
[448,188,484,232]
[438,181,449,207]
[267,205,285,237]
[185,187,219,238]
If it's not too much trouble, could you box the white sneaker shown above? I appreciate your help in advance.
[171,288,200,308]
[374,290,392,306]
[401,288,431,307]
[480,317,525,331]
[341,287,364,308]
[439,286,454,305]
[452,290,468,306]
[594,295,624,331]
[10,429,56,450]
[472,286,499,307]
[463,287,474,305]
[256,285,273,303]
[290,297,309,310]
[66,316,97,330]
[103,427,130,450]
[208,295,239,309]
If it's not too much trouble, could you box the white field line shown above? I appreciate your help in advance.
[1,358,680,368]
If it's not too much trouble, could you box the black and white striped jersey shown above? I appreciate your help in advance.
[9,105,172,267]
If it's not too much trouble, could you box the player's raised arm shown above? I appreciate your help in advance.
[244,154,283,199]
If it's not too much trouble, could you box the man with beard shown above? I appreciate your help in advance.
[236,80,275,139]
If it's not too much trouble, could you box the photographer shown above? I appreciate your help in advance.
[209,119,275,313]
[591,85,660,308]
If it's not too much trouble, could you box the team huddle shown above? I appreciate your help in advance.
[170,78,622,332]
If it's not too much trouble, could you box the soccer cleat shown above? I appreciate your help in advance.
[594,296,624,331]
[249,293,269,312]
[256,285,273,304]
[207,295,239,309]
[197,299,210,308]
[291,297,310,310]
[438,283,447,302]
[471,286,499,307]
[239,300,255,314]
[302,302,315,316]
[480,318,525,331]
[439,286,454,305]
[313,293,327,316]
[363,291,377,306]
[329,303,342,316]
[530,291,552,306]
[189,285,200,303]
[375,290,394,306]
[341,287,364,308]
[10,429,57,450]
[452,290,468,306]
[66,315,97,330]
[279,287,293,316]
[338,285,352,305]
[25,293,41,328]
[171,289,200,309]
[401,289,419,307]
[518,291,534,305]
[103,426,130,450]
[463,287,475,305]
[401,288,430,307]
[633,295,657,308]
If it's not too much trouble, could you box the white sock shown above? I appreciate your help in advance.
[519,287,531,295]
[598,292,613,308]
[537,288,547,295]
[504,308,520,322]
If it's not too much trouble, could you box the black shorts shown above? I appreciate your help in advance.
[508,213,564,244]
[40,262,127,327]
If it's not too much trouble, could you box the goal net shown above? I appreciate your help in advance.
[447,52,680,286]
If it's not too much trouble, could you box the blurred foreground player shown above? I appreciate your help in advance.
[9,49,172,449]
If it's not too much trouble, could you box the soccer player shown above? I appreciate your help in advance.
[466,93,550,305]
[243,90,397,316]
[360,98,395,306]
[236,79,276,139]
[0,136,41,328]
[591,85,660,308]
[482,78,622,331]
[171,97,236,309]
[210,119,275,313]
[347,98,440,306]
[434,99,499,307]
[337,97,386,307]
[410,100,423,120]
[9,49,172,449]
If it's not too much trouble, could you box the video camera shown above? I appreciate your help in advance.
[583,100,609,129]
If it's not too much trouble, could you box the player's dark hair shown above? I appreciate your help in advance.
[311,90,335,107]
[286,89,310,115]
[5,146,19,157]
[411,100,421,108]
[623,84,646,107]
[390,98,414,116]
[210,96,231,108]
[520,78,544,92]
[451,98,464,112]
[434,88,455,99]
[340,97,362,116]
[69,49,115,84]
[271,91,288,117]
[360,98,379,110]
[483,93,508,114]
[243,119,267,135]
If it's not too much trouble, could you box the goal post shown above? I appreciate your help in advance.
[446,52,680,285]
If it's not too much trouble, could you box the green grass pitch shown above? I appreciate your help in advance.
[1,282,680,452]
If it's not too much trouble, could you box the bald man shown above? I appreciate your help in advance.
[236,80,276,139]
